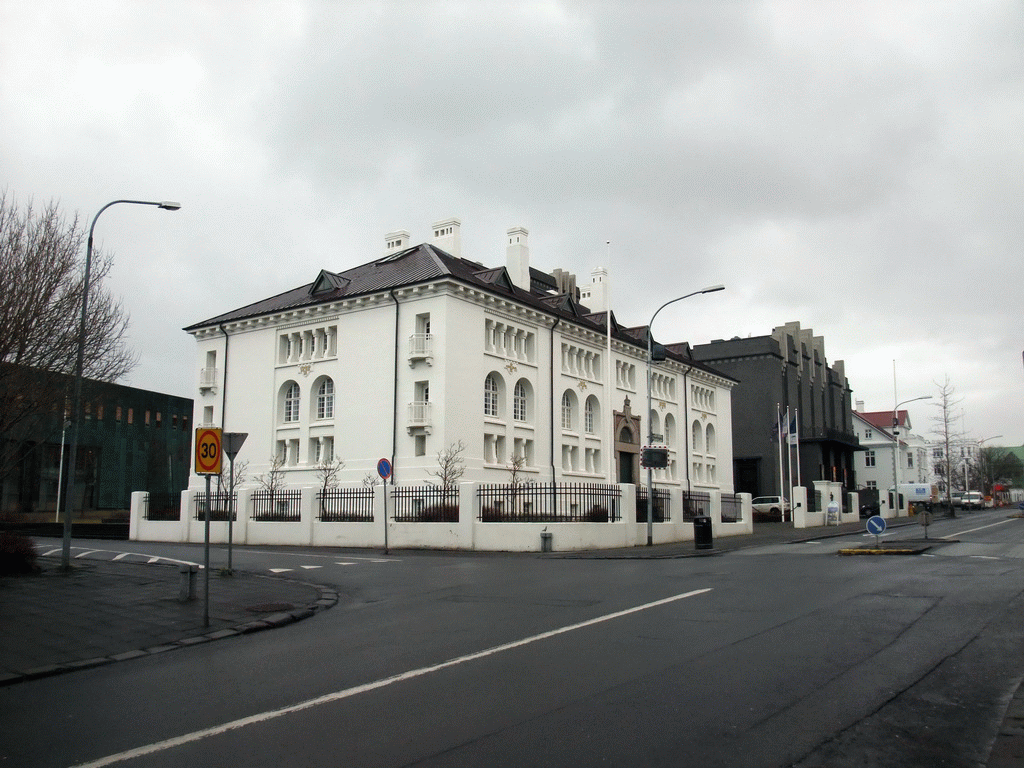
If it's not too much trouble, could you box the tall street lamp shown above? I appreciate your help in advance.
[645,284,724,546]
[890,395,930,521]
[61,199,181,569]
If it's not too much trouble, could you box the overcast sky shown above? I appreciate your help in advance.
[2,1,1022,447]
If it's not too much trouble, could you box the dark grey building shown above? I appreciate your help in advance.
[691,322,860,503]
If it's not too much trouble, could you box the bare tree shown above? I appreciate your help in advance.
[315,455,346,515]
[362,471,380,487]
[0,192,137,481]
[255,454,285,500]
[930,376,964,513]
[428,440,466,494]
[216,458,248,517]
[506,452,527,488]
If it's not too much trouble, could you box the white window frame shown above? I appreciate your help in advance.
[284,383,300,423]
[317,379,334,420]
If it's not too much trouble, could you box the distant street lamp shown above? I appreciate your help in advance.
[645,284,725,546]
[890,395,931,520]
[60,199,181,569]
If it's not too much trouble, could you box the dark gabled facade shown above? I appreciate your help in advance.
[692,322,860,501]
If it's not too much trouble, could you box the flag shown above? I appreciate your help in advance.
[787,415,797,445]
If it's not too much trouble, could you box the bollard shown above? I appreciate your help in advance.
[178,564,199,601]
[540,531,553,553]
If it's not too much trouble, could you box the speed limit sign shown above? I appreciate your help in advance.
[195,428,223,475]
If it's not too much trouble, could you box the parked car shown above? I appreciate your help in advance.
[860,500,881,518]
[752,496,790,522]
[961,491,984,510]
[951,491,965,508]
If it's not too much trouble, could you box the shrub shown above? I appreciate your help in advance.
[0,532,39,575]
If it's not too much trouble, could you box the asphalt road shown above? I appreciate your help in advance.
[4,511,1023,768]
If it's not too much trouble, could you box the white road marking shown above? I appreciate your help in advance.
[336,562,357,566]
[268,568,292,574]
[942,517,1019,539]
[147,557,161,564]
[70,587,713,768]
[970,555,1000,560]
[300,565,322,570]
[75,551,99,558]
[113,553,129,561]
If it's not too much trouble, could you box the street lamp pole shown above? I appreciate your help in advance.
[890,395,930,523]
[60,199,181,569]
[645,284,724,546]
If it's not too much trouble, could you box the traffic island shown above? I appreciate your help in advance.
[838,540,938,556]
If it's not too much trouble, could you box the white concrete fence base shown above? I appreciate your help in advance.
[131,485,753,552]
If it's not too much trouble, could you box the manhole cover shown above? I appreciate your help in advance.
[247,603,296,613]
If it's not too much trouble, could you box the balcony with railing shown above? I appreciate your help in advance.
[408,333,433,366]
[408,400,432,434]
[199,367,220,393]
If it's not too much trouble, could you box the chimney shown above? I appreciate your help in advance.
[582,266,609,312]
[385,230,410,255]
[506,226,530,291]
[431,218,461,257]
[855,400,864,413]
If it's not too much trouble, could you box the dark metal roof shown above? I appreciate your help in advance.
[182,243,736,382]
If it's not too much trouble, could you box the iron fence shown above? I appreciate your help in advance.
[721,493,742,523]
[251,488,302,522]
[682,490,711,521]
[478,483,621,523]
[192,491,237,521]
[392,485,459,522]
[144,492,181,521]
[635,486,671,522]
[317,486,374,522]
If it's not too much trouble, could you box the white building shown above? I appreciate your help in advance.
[185,220,736,495]
[853,403,932,508]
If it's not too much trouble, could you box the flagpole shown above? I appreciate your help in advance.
[785,407,793,520]
[794,408,801,489]
[605,242,614,483]
[777,404,785,502]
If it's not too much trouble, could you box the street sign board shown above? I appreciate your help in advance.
[866,516,886,536]
[195,428,222,475]
[377,457,393,480]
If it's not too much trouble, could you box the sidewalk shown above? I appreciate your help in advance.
[0,555,338,686]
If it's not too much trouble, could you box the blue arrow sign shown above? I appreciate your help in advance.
[866,516,887,536]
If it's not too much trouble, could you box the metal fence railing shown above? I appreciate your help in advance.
[478,483,621,523]
[251,488,302,522]
[720,493,742,523]
[392,485,459,522]
[144,492,181,521]
[635,486,671,523]
[682,490,711,521]
[192,491,237,521]
[317,486,374,522]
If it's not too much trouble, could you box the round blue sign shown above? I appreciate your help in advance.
[866,515,887,536]
[377,457,393,480]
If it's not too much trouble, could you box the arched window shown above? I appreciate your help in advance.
[706,423,717,454]
[513,381,528,422]
[561,391,573,430]
[664,413,676,446]
[283,382,300,423]
[316,378,334,420]
[584,396,597,434]
[692,419,703,453]
[484,374,499,417]
[649,410,661,442]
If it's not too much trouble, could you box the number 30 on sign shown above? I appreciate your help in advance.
[195,428,223,475]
